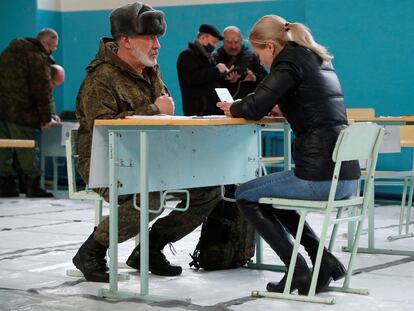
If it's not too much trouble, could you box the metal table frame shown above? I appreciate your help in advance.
[88,117,285,302]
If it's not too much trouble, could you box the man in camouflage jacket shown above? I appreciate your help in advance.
[73,1,221,283]
[0,28,60,197]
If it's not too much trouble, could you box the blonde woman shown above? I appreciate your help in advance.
[217,15,360,295]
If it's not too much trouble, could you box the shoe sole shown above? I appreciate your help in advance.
[126,258,182,276]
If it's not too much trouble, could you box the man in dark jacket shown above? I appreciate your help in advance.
[0,28,61,197]
[213,26,267,99]
[177,24,230,116]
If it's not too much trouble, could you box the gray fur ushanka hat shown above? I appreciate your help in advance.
[110,2,166,38]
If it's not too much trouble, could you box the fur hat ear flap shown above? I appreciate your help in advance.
[110,2,166,38]
[136,10,166,37]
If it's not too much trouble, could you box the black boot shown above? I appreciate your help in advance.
[237,199,311,295]
[271,208,346,292]
[126,230,182,276]
[0,175,19,197]
[18,174,26,194]
[72,229,109,282]
[24,175,54,198]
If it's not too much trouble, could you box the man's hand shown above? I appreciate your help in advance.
[51,114,61,124]
[226,71,241,83]
[216,63,229,74]
[242,69,256,82]
[155,95,175,115]
[216,102,233,117]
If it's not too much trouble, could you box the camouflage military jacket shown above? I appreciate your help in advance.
[76,38,167,183]
[0,38,55,128]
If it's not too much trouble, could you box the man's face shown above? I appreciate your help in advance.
[46,38,58,54]
[223,30,242,56]
[129,35,160,67]
[50,71,64,89]
[207,35,218,47]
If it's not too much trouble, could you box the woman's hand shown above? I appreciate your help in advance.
[268,105,283,117]
[216,102,233,117]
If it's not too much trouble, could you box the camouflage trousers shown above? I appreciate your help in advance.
[0,120,41,177]
[93,185,221,247]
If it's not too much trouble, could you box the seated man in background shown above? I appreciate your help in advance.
[0,28,62,198]
[213,26,267,99]
[73,1,220,282]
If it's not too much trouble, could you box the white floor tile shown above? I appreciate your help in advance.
[0,197,413,310]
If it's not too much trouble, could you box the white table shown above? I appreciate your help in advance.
[88,116,284,302]
[40,122,79,192]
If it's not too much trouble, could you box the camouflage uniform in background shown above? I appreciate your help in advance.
[76,38,221,246]
[0,38,55,179]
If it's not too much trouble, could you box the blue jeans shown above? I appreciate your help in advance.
[235,170,358,202]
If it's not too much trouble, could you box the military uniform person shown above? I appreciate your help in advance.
[0,28,60,197]
[73,1,221,283]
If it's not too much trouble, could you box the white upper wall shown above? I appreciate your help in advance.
[37,0,267,11]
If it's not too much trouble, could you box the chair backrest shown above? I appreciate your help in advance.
[328,123,384,203]
[333,123,384,163]
[346,108,375,119]
[400,125,414,147]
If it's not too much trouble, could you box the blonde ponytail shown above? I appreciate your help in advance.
[288,22,332,62]
[248,15,333,62]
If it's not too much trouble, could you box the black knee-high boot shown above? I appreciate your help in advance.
[270,208,346,292]
[237,199,311,295]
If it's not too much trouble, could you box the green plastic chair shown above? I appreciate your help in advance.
[253,122,385,304]
[66,129,103,225]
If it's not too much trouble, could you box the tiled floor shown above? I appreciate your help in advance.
[1,194,413,310]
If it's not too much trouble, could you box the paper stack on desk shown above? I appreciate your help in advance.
[126,115,229,119]
[126,115,191,119]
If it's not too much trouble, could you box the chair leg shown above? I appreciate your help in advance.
[95,199,103,226]
[261,163,268,176]
[387,177,414,241]
[345,179,362,249]
[399,178,409,235]
[344,215,364,289]
[405,178,414,234]
[328,207,343,251]
[309,210,332,296]
[284,210,307,294]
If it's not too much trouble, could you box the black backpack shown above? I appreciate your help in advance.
[189,195,256,270]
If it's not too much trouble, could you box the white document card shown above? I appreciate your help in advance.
[215,88,234,103]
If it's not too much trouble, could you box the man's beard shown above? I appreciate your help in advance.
[131,48,157,67]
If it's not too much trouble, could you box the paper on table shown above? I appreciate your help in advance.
[190,115,228,119]
[126,114,229,119]
[61,122,79,145]
[126,115,192,119]
[215,88,234,103]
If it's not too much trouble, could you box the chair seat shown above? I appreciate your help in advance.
[259,197,364,210]
[70,190,101,200]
